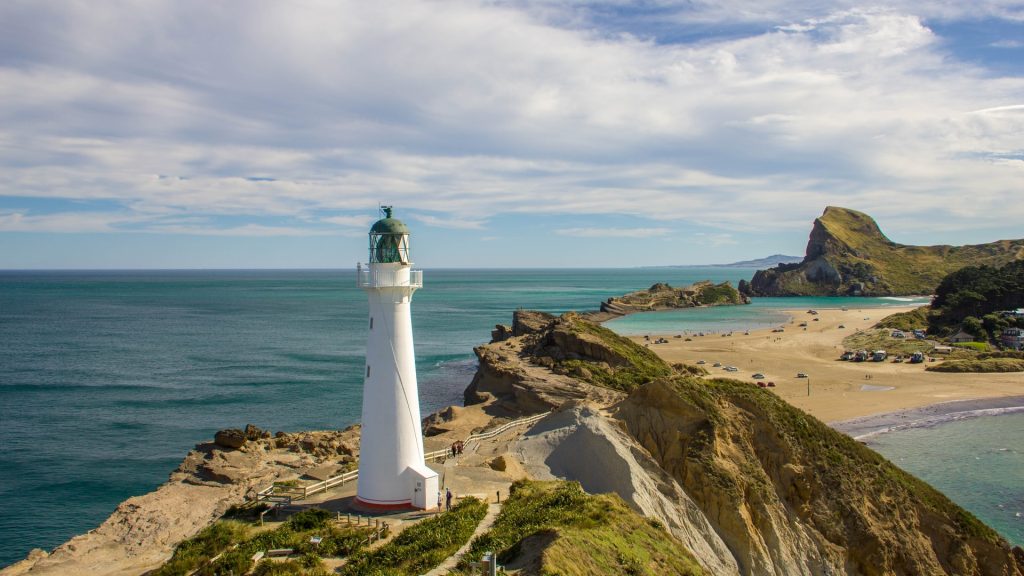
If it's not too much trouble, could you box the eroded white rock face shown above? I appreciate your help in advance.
[514,403,742,576]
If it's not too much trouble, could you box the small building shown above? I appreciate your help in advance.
[999,309,1024,319]
[1001,328,1024,351]
[949,330,976,344]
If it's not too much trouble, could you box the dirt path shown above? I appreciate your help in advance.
[424,502,501,576]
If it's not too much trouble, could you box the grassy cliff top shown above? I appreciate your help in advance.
[458,480,705,575]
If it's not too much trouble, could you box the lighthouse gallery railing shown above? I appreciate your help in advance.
[356,267,422,288]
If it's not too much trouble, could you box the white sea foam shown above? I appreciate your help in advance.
[854,406,1024,441]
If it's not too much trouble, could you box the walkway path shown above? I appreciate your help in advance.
[424,502,502,576]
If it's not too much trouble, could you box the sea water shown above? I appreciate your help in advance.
[869,413,1024,546]
[0,269,1016,565]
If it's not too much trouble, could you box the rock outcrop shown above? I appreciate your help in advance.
[600,280,748,316]
[464,310,670,410]
[746,207,1024,296]
[1,427,359,576]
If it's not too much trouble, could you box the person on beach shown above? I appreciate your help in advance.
[446,487,453,511]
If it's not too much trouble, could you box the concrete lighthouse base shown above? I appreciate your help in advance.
[352,463,439,512]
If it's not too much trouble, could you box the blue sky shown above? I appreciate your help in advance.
[1,1,1022,268]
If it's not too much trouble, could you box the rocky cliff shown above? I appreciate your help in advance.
[473,311,1024,575]
[745,207,1024,296]
[1,427,359,576]
[600,280,748,316]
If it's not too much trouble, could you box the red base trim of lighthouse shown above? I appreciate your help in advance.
[351,497,420,512]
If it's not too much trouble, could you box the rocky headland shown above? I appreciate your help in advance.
[744,206,1024,297]
[598,280,748,318]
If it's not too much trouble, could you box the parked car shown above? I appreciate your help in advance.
[725,366,739,372]
[767,382,776,387]
[757,382,767,388]
[696,360,706,365]
[796,372,808,378]
[713,362,722,368]
[752,373,765,379]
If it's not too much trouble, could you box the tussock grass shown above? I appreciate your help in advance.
[457,480,704,575]
[340,497,488,576]
[154,509,368,576]
[926,358,1024,373]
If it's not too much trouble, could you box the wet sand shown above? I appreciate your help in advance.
[634,305,1024,424]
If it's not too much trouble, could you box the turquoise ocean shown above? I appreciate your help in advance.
[0,269,1020,566]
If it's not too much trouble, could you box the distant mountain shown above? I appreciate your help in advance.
[745,206,1024,296]
[656,254,803,269]
[718,254,803,268]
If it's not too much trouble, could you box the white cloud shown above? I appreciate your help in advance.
[322,215,376,228]
[409,214,488,230]
[0,0,1023,245]
[557,227,672,238]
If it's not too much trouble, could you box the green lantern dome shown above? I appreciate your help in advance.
[368,206,411,264]
[370,206,410,235]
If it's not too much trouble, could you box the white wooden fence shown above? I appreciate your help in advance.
[253,410,552,504]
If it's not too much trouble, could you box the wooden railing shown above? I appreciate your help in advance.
[466,411,551,444]
[252,411,552,504]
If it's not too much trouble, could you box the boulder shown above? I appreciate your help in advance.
[213,429,246,449]
[244,424,271,441]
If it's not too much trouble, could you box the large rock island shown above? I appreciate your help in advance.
[744,206,1024,296]
[600,280,748,316]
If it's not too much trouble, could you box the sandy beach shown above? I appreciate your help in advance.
[633,305,1024,424]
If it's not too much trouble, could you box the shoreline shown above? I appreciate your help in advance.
[631,304,1024,423]
[829,395,1024,440]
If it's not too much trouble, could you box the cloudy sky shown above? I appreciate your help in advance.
[1,0,1022,268]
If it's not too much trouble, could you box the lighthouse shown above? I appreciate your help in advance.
[354,207,438,510]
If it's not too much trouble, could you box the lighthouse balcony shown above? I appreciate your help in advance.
[357,267,423,288]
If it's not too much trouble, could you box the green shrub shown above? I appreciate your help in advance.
[287,508,333,531]
[152,521,250,576]
[951,341,989,352]
[252,559,304,576]
[342,497,488,576]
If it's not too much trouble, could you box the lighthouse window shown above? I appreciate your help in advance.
[369,317,373,330]
[366,365,370,377]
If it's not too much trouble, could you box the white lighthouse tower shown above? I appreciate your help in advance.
[354,207,438,511]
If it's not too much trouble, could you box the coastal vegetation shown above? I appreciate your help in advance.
[153,508,369,576]
[549,313,672,393]
[926,358,1024,373]
[929,260,1024,337]
[340,497,487,576]
[874,306,931,331]
[600,280,747,316]
[456,480,705,575]
[745,207,1024,296]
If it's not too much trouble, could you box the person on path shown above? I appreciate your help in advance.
[445,488,453,511]
[437,490,443,513]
